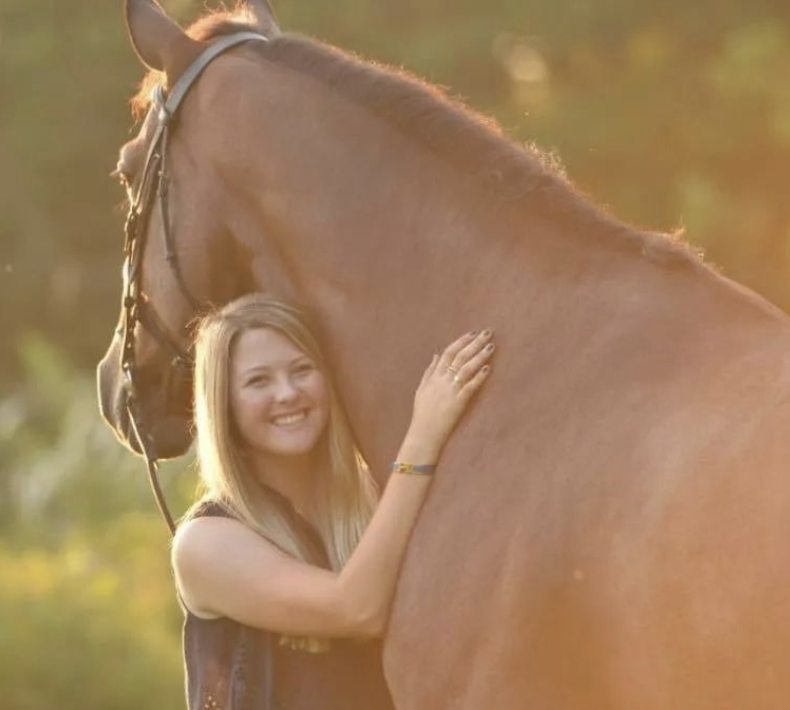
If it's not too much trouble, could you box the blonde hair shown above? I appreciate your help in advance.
[188,293,378,573]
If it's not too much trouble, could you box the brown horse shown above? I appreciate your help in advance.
[98,2,790,708]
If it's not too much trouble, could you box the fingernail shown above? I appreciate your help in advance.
[485,343,495,352]
[482,329,492,338]
[469,330,478,336]
[482,365,490,373]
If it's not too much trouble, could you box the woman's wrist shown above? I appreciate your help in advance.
[397,429,442,466]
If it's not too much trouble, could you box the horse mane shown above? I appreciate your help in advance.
[131,7,703,271]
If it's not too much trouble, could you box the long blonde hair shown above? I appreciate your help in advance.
[188,293,378,572]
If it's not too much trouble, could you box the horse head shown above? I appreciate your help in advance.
[97,0,282,458]
[96,0,487,468]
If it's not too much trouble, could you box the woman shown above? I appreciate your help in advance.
[172,293,495,710]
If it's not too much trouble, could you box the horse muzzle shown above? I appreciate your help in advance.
[97,356,193,459]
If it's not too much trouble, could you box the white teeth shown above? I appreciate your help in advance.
[272,411,307,425]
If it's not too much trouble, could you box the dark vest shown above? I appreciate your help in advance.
[182,499,395,710]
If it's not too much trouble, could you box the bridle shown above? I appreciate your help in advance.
[119,32,268,535]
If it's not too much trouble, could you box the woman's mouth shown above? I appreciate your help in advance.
[270,410,308,427]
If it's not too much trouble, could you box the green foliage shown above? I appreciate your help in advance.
[1,336,196,708]
[0,530,183,710]
[2,332,195,542]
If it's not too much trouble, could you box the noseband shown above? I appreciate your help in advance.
[120,32,268,535]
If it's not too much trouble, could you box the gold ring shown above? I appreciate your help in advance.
[453,374,462,386]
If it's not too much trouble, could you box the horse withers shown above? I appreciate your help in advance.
[98,2,790,708]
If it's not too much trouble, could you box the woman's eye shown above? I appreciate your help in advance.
[294,363,314,375]
[247,376,270,387]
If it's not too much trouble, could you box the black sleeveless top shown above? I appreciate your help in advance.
[181,499,395,710]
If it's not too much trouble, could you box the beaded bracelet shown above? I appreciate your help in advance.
[391,461,436,475]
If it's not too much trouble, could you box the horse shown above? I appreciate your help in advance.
[97,1,790,708]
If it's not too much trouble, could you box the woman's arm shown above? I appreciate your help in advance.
[172,329,494,638]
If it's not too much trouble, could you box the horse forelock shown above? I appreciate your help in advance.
[129,7,704,273]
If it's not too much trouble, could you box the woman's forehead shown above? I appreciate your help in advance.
[231,327,308,373]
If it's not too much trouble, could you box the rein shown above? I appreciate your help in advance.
[120,32,268,536]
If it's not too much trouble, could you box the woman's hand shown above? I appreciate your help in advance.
[402,329,495,462]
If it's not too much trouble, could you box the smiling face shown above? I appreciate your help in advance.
[229,327,330,466]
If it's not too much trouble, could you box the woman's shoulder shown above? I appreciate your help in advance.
[172,501,249,620]
[172,501,244,590]
[173,500,285,573]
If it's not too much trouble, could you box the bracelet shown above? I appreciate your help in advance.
[391,461,436,476]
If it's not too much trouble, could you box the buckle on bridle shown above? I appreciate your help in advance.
[125,209,138,233]
[122,361,136,395]
[151,85,173,126]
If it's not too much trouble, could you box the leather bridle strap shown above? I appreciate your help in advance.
[120,31,268,537]
[136,299,193,367]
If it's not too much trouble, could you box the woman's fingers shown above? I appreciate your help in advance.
[422,329,494,397]
[455,341,495,385]
[459,363,491,397]
[447,329,492,369]
[438,330,481,368]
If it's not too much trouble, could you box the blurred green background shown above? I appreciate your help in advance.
[2,0,788,706]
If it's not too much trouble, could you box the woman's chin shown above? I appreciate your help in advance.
[269,438,319,459]
[264,419,323,451]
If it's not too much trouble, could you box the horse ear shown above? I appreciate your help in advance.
[245,0,281,37]
[124,0,201,77]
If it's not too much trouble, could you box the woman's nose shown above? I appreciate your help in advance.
[272,375,299,402]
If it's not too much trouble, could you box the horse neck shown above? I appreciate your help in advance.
[213,54,631,469]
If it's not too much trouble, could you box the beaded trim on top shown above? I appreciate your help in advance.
[279,634,331,653]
